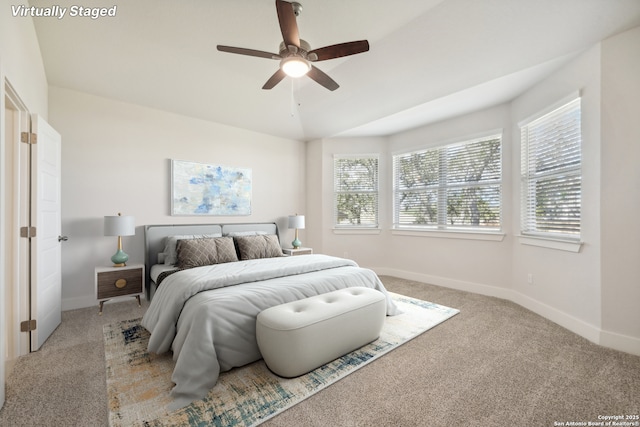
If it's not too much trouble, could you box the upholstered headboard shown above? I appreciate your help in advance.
[143,222,279,298]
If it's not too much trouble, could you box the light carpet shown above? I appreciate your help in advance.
[104,292,459,426]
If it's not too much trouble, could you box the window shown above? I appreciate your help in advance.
[520,97,581,240]
[393,134,502,231]
[334,155,379,227]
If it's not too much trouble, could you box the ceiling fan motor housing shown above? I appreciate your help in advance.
[279,40,306,56]
[279,40,318,62]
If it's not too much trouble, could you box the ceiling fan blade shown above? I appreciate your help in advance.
[276,0,300,47]
[262,69,287,90]
[307,66,339,91]
[308,40,370,61]
[217,45,280,59]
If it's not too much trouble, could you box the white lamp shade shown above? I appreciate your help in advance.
[288,215,305,229]
[104,215,135,236]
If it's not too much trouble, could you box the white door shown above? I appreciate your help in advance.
[30,115,62,351]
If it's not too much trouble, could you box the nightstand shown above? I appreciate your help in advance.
[282,247,313,256]
[95,264,144,315]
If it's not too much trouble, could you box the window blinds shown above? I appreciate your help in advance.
[393,135,502,230]
[520,98,581,238]
[334,156,379,227]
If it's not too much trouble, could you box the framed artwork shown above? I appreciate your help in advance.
[171,159,252,216]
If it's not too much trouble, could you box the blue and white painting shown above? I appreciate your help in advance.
[171,160,252,216]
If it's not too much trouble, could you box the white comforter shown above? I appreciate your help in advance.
[141,254,400,410]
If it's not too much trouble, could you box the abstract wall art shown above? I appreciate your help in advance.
[171,160,252,216]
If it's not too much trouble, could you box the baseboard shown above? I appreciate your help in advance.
[5,357,18,379]
[62,294,147,312]
[599,329,640,356]
[373,267,640,356]
[62,295,97,311]
[509,291,601,344]
[374,268,513,300]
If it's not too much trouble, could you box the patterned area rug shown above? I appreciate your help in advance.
[104,292,459,426]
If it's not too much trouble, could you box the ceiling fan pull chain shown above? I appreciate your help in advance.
[290,79,295,117]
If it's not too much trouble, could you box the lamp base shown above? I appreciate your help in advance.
[111,249,129,267]
[291,238,302,249]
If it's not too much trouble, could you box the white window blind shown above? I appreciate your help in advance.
[334,155,379,227]
[393,135,502,230]
[520,97,581,239]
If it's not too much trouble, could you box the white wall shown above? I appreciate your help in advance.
[48,87,306,310]
[306,27,640,355]
[305,139,325,254]
[600,26,640,350]
[510,45,603,341]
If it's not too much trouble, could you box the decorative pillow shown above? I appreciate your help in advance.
[163,233,221,265]
[234,234,283,260]
[176,237,238,269]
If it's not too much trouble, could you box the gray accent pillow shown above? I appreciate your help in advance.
[163,233,222,265]
[176,237,238,269]
[234,234,283,261]
[235,234,283,260]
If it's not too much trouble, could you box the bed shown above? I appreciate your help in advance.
[141,222,400,410]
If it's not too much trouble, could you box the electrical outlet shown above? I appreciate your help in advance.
[527,273,533,285]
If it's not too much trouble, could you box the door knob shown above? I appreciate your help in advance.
[58,235,68,242]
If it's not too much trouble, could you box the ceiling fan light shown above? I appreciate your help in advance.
[281,56,311,77]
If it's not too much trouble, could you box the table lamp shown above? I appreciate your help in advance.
[104,213,135,267]
[288,214,305,249]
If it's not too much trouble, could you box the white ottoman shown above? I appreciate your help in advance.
[256,287,386,378]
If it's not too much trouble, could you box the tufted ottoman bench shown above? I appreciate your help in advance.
[256,287,386,378]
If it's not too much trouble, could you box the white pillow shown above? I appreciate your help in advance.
[224,231,267,237]
[163,233,221,265]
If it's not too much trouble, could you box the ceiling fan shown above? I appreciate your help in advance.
[217,0,369,91]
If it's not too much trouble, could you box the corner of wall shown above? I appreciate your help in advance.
[305,139,324,252]
[0,12,48,118]
[599,25,640,342]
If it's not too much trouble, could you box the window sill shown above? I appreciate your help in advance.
[518,235,583,253]
[391,228,505,242]
[333,228,381,235]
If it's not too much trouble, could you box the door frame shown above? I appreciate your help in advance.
[5,81,31,357]
[0,63,5,411]
[1,80,32,401]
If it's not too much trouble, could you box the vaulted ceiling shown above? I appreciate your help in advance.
[30,0,640,141]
